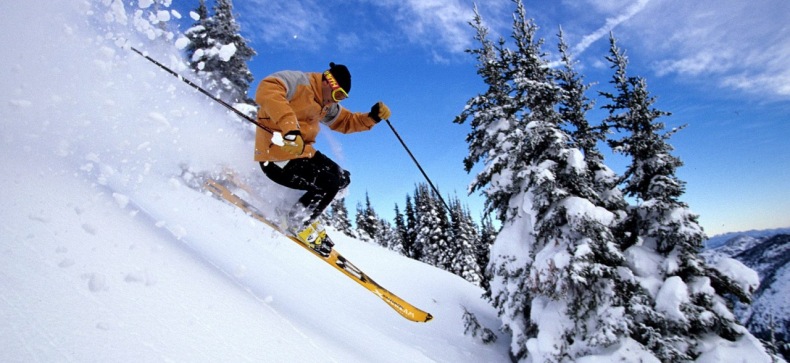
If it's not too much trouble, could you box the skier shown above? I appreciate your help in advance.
[254,62,390,256]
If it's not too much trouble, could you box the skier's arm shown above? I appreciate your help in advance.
[324,102,390,134]
[255,72,303,135]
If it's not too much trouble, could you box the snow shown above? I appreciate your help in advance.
[566,148,586,174]
[218,42,238,62]
[271,131,286,147]
[559,196,615,226]
[2,1,781,362]
[655,276,690,322]
[154,10,171,23]
[174,36,190,50]
[527,297,573,361]
[696,332,774,363]
[0,2,509,362]
[713,256,761,294]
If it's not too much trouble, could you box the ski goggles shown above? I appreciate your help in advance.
[323,70,349,102]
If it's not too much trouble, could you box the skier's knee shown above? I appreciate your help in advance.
[334,170,351,199]
[339,169,350,190]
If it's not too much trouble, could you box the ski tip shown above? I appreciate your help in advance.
[424,313,433,322]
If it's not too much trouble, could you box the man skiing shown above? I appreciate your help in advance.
[254,62,390,256]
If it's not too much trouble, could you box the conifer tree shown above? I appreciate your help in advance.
[461,2,651,361]
[413,184,451,269]
[403,195,419,260]
[393,204,408,255]
[554,30,682,361]
[476,214,497,290]
[556,29,623,207]
[184,0,210,70]
[454,5,523,223]
[556,29,599,159]
[601,34,762,360]
[328,198,356,238]
[373,218,400,251]
[355,193,379,242]
[449,196,483,286]
[184,0,256,105]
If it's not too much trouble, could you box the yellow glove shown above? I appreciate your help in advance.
[369,101,391,122]
[282,131,305,156]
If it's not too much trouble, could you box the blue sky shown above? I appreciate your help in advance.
[173,0,789,236]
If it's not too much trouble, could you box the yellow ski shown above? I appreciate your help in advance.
[203,179,433,323]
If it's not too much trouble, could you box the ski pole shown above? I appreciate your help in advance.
[128,46,274,134]
[384,119,452,213]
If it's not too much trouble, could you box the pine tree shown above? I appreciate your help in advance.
[403,195,419,260]
[355,193,379,242]
[476,214,497,291]
[462,2,649,361]
[454,5,523,223]
[555,30,680,361]
[556,28,599,160]
[392,204,408,255]
[184,0,210,72]
[448,196,483,286]
[328,198,356,238]
[600,34,763,361]
[184,0,256,105]
[413,184,452,269]
[373,218,400,251]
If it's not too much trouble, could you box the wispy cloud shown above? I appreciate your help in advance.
[370,0,482,54]
[236,0,510,57]
[623,0,790,99]
[571,0,650,55]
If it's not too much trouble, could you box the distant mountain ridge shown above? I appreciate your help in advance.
[705,227,790,249]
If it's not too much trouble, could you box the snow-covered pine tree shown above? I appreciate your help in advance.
[403,195,419,260]
[555,28,702,362]
[184,0,256,106]
[328,198,356,238]
[413,183,452,270]
[556,29,596,159]
[461,2,656,361]
[355,193,379,242]
[373,218,401,251]
[455,3,527,308]
[555,29,688,361]
[476,214,497,290]
[393,204,408,255]
[601,34,774,361]
[555,29,626,214]
[454,5,523,224]
[184,0,210,72]
[449,196,483,286]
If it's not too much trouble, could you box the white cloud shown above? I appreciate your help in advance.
[236,0,512,57]
[372,0,480,54]
[621,0,790,99]
[571,0,650,55]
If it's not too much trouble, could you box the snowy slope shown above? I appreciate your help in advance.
[705,234,790,360]
[0,2,509,361]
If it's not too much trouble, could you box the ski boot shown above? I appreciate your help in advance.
[291,219,334,257]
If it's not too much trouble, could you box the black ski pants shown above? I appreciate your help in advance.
[260,151,350,223]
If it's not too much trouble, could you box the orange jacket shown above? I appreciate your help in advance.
[253,71,377,162]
